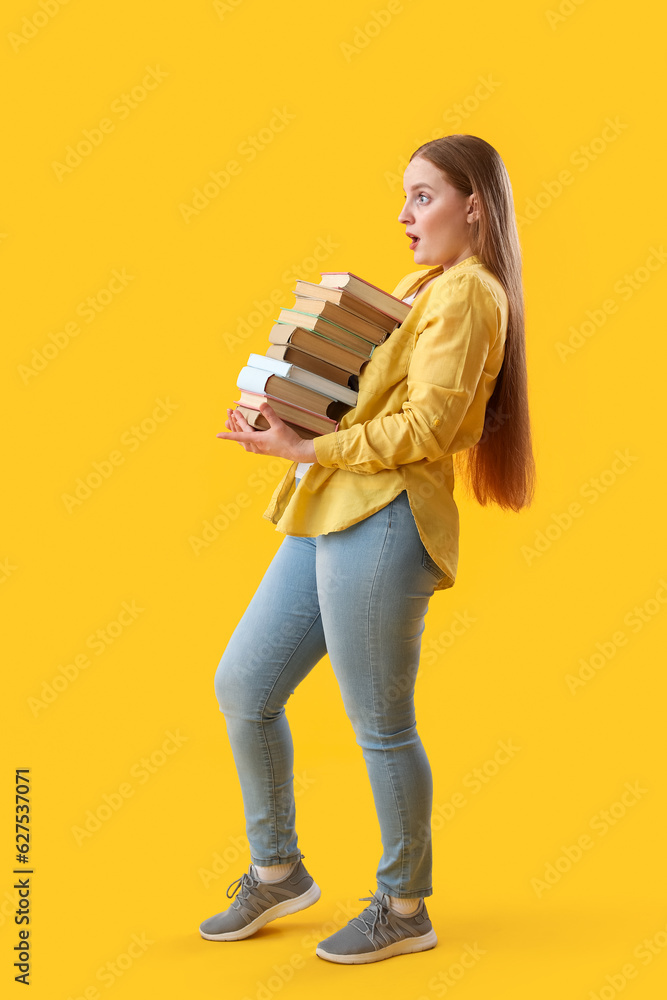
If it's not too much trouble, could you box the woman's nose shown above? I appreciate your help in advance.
[398,204,412,224]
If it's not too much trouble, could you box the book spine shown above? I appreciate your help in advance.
[237,390,338,426]
[273,320,371,360]
[283,309,374,349]
[294,298,388,340]
[319,272,408,306]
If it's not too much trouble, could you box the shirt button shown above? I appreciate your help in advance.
[433,418,441,426]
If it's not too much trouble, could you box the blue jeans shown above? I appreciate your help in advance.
[214,481,446,899]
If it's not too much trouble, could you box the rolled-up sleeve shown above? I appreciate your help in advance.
[312,273,500,475]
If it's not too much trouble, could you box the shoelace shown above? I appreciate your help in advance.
[350,891,392,942]
[225,870,258,903]
[225,853,306,904]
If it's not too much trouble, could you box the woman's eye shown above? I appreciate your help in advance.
[416,193,429,204]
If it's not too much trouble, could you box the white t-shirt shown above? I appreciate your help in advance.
[295,288,419,480]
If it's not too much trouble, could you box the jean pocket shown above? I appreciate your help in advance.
[421,544,445,581]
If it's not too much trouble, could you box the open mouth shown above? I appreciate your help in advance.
[407,233,420,250]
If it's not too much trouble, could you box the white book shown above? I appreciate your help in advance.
[245,353,358,406]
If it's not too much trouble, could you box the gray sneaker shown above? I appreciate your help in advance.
[199,854,320,941]
[316,890,437,964]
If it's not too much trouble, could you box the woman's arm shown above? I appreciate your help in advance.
[312,272,503,475]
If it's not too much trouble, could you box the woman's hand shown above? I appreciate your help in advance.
[217,403,316,463]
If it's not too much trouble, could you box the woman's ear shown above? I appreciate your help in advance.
[467,193,479,224]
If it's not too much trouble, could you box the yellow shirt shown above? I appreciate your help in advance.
[262,254,508,592]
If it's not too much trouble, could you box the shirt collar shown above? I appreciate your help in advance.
[405,254,481,296]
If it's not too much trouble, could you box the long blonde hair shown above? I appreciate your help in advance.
[411,134,536,511]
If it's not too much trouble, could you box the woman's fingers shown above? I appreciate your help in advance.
[233,409,254,431]
[226,407,262,451]
[231,410,245,434]
[218,403,301,461]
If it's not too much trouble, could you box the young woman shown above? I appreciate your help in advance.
[200,134,535,965]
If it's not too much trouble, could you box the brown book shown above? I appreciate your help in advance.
[319,272,412,323]
[233,390,339,436]
[264,343,357,388]
[236,366,351,421]
[268,322,371,370]
[290,296,390,344]
[294,280,401,334]
[277,308,375,355]
[234,404,319,440]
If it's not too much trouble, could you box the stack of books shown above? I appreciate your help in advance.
[232,272,412,439]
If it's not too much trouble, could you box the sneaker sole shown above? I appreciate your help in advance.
[315,928,437,964]
[199,880,321,941]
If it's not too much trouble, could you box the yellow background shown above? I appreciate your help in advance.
[3,0,666,997]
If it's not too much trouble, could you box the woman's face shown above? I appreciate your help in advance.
[398,156,477,269]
